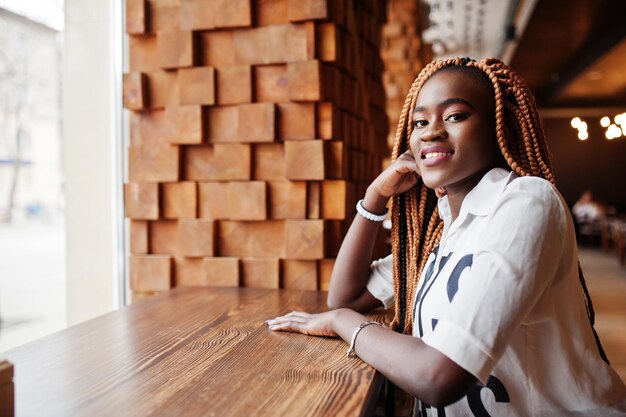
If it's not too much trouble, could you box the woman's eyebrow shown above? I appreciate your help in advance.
[413,97,475,114]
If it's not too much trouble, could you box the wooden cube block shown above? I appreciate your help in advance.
[123,72,147,110]
[228,181,267,220]
[178,219,216,257]
[130,254,172,292]
[321,180,348,219]
[285,220,324,259]
[255,0,288,26]
[199,30,235,67]
[281,259,317,290]
[157,30,194,69]
[317,23,338,62]
[290,22,316,61]
[129,144,180,182]
[218,220,285,257]
[130,220,149,254]
[150,220,178,254]
[254,64,289,103]
[238,103,276,142]
[285,140,324,180]
[249,221,286,257]
[326,140,345,179]
[317,102,339,139]
[241,258,279,288]
[198,182,230,219]
[124,182,159,219]
[146,70,179,109]
[267,181,307,219]
[175,257,205,286]
[318,258,335,291]
[207,106,239,143]
[252,143,284,180]
[217,66,252,105]
[234,24,314,65]
[130,110,170,146]
[185,144,251,181]
[178,66,215,105]
[203,257,240,287]
[126,0,146,34]
[181,0,252,30]
[288,60,322,101]
[129,35,159,72]
[287,0,328,21]
[307,181,321,219]
[218,221,249,256]
[148,0,180,32]
[184,145,215,180]
[166,105,203,144]
[214,144,251,180]
[162,181,197,219]
[277,102,315,140]
[0,361,14,417]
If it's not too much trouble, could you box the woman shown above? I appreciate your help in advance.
[267,57,626,416]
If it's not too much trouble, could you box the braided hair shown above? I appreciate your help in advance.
[389,57,608,363]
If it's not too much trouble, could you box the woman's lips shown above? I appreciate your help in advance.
[420,148,454,167]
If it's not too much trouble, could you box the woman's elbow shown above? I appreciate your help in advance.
[410,358,477,408]
[326,296,346,310]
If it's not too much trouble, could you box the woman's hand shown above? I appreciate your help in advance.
[266,311,338,337]
[369,150,420,200]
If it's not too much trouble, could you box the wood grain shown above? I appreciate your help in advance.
[2,288,383,417]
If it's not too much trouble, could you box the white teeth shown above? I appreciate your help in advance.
[424,152,452,159]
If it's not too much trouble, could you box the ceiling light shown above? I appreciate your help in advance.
[570,117,581,128]
[606,124,622,140]
[578,121,588,131]
[600,116,610,127]
[616,113,625,125]
[577,131,588,140]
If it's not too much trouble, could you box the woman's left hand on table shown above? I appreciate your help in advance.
[266,311,338,337]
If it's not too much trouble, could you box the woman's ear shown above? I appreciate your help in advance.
[435,187,447,198]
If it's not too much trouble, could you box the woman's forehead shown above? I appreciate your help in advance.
[416,69,494,108]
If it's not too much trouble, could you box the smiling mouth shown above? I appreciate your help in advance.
[423,151,454,159]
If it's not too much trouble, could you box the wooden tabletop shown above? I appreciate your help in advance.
[2,287,385,417]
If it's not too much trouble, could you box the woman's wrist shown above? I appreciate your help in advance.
[362,186,389,215]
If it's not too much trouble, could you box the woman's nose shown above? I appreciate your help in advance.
[420,122,447,142]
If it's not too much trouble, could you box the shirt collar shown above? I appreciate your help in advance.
[437,168,516,223]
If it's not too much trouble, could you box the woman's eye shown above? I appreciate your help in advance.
[413,119,427,128]
[445,113,468,122]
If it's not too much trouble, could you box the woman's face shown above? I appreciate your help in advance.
[409,69,501,196]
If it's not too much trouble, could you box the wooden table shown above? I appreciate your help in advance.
[2,287,385,417]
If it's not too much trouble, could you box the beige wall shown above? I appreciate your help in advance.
[64,0,123,325]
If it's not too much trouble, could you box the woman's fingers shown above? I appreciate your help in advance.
[265,311,338,337]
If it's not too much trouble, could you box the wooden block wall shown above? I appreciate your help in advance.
[124,0,391,299]
[381,0,431,151]
[0,360,14,417]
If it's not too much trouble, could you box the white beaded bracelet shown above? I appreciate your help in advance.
[356,199,388,222]
[347,320,383,358]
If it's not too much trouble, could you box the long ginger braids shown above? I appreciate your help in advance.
[389,57,607,363]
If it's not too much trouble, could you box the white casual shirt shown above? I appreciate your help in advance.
[367,168,626,417]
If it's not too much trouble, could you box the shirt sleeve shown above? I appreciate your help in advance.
[366,254,395,309]
[423,178,568,384]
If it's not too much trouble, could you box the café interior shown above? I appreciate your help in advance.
[1,0,625,416]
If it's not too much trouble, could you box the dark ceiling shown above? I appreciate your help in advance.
[510,0,626,108]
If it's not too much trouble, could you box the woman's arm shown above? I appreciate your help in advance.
[327,150,420,311]
[267,309,476,407]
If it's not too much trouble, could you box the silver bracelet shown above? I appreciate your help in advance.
[347,320,383,358]
[356,199,388,222]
